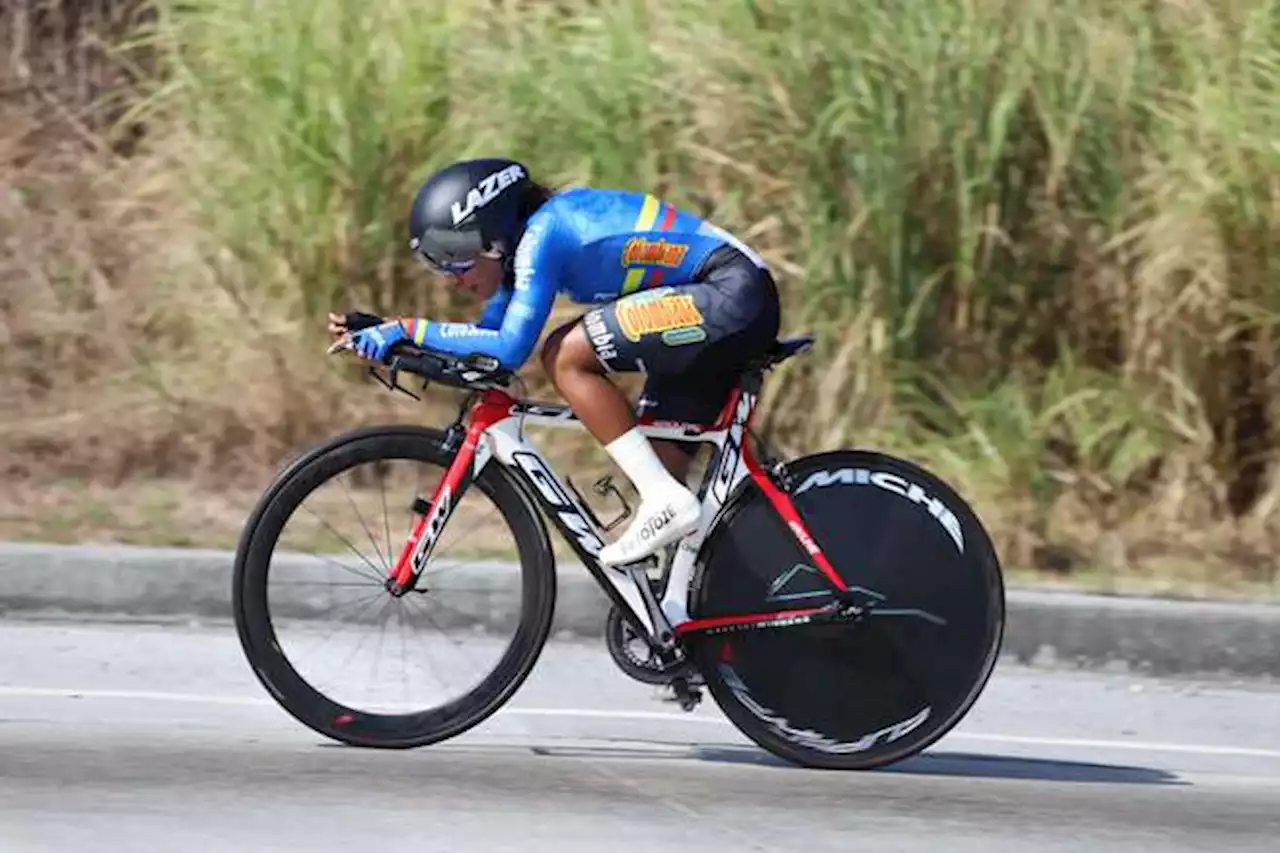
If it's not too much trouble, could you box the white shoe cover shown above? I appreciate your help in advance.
[598,489,701,567]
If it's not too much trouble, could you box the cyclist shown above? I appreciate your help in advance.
[329,158,781,568]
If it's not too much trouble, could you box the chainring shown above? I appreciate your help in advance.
[604,604,694,685]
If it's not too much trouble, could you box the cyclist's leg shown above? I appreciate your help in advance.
[542,247,780,565]
[542,311,703,566]
[534,323,691,480]
[540,322,694,484]
[541,320,636,445]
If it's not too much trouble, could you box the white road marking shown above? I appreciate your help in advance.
[0,686,272,707]
[945,731,1280,760]
[3,686,1280,761]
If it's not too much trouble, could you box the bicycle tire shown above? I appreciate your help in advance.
[232,425,557,749]
[688,449,1004,770]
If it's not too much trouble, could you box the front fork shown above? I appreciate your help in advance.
[385,418,484,596]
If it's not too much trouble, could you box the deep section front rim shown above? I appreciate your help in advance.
[232,426,557,749]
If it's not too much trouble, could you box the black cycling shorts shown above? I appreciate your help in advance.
[580,245,780,427]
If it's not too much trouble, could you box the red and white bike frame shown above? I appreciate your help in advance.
[386,380,851,646]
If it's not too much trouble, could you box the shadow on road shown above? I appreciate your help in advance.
[878,750,1183,785]
[531,741,1183,786]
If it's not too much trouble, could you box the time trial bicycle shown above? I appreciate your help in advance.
[231,334,1005,769]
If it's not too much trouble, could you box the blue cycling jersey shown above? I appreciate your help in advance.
[417,187,767,370]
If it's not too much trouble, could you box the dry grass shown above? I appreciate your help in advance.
[3,0,1280,601]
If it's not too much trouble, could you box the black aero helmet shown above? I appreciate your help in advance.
[407,158,535,275]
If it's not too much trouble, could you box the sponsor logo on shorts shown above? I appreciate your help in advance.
[661,327,707,346]
[583,309,619,365]
[622,237,688,268]
[616,292,705,343]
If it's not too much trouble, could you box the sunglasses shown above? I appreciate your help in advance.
[410,236,502,277]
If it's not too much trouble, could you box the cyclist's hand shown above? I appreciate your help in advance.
[328,311,387,354]
[328,311,384,337]
[349,319,409,362]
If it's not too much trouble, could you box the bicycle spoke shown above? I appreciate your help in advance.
[417,559,473,582]
[362,596,394,708]
[280,542,384,585]
[326,597,395,700]
[297,502,386,581]
[296,587,387,632]
[394,597,412,710]
[395,596,456,696]
[399,594,491,679]
[379,462,395,579]
[297,549,384,585]
[339,467,389,570]
[273,580,382,588]
[427,510,510,574]
[281,589,391,675]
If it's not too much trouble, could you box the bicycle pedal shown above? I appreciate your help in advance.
[662,675,702,713]
[674,691,701,713]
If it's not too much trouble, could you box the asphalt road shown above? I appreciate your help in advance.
[0,616,1278,852]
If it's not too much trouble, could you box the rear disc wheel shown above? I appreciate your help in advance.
[689,449,1004,769]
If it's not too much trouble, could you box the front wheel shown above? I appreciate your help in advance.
[232,425,557,749]
[689,449,1005,770]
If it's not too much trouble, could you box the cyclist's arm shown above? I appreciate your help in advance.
[406,218,560,370]
[476,287,512,329]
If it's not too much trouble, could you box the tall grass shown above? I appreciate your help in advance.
[134,0,476,319]
[5,0,1280,588]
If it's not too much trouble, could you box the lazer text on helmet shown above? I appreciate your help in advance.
[451,164,527,225]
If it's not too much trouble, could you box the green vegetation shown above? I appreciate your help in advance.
[3,0,1279,596]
